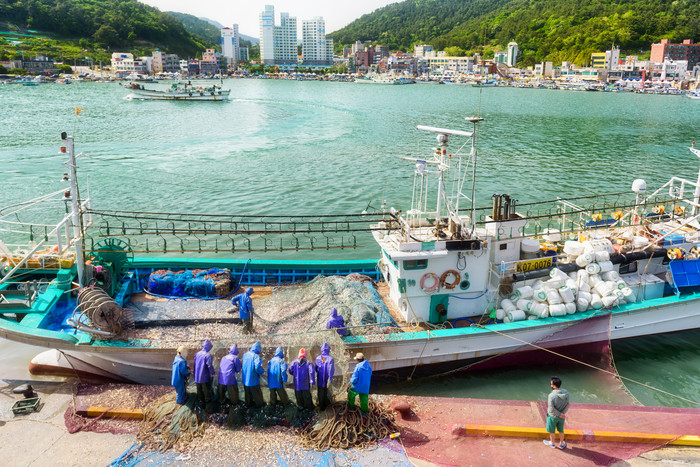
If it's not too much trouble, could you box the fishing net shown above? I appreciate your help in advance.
[146,268,233,298]
[298,399,400,450]
[137,392,207,451]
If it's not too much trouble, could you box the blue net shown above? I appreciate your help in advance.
[147,268,233,299]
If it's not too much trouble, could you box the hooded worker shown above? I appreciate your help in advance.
[315,342,335,411]
[218,344,242,405]
[288,348,315,409]
[241,341,265,408]
[325,307,347,336]
[267,346,290,406]
[348,352,372,413]
[231,287,254,333]
[193,340,215,408]
[171,346,189,405]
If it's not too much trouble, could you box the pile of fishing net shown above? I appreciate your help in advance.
[137,393,207,451]
[147,268,232,298]
[298,399,400,450]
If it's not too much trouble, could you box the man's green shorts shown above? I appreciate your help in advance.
[546,415,565,433]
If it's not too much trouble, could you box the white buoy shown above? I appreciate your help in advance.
[576,297,590,312]
[602,271,620,281]
[590,295,603,309]
[588,274,603,287]
[601,295,618,307]
[546,277,564,289]
[546,289,562,305]
[549,304,567,317]
[533,289,548,302]
[616,280,627,290]
[578,291,592,303]
[516,299,534,312]
[549,268,568,281]
[599,261,614,273]
[565,279,579,295]
[501,299,517,312]
[531,302,549,318]
[576,254,593,267]
[496,309,506,320]
[594,281,613,297]
[508,310,527,322]
[595,250,611,262]
[565,302,577,315]
[563,241,584,257]
[527,315,539,320]
[503,316,512,323]
[578,280,591,293]
[621,287,634,302]
[586,263,602,275]
[559,285,576,303]
[515,285,534,299]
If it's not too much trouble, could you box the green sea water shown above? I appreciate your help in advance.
[1,79,699,407]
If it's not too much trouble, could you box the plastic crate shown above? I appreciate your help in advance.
[12,397,40,415]
[669,259,700,288]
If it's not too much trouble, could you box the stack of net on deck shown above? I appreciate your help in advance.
[299,399,400,450]
[137,393,206,451]
[146,268,233,298]
[125,275,395,376]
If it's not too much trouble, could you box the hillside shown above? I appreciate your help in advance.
[328,0,700,66]
[0,0,209,57]
[167,11,221,45]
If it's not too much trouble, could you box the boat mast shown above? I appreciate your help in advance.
[62,132,86,287]
[691,143,700,216]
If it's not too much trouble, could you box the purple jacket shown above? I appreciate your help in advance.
[194,340,215,384]
[218,344,242,386]
[326,307,347,336]
[314,342,335,388]
[288,357,315,391]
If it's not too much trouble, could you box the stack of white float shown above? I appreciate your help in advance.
[497,239,635,323]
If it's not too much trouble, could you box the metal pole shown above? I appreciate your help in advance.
[64,133,85,287]
[691,145,700,216]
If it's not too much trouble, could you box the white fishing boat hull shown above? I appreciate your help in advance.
[23,293,700,384]
[127,89,230,101]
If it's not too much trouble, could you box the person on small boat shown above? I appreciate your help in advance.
[193,340,215,409]
[326,307,347,336]
[241,341,265,408]
[267,346,290,405]
[230,287,255,333]
[348,352,372,414]
[171,346,190,404]
[289,348,315,409]
[217,344,242,406]
[315,342,335,411]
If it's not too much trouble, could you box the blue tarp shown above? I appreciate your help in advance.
[147,268,231,298]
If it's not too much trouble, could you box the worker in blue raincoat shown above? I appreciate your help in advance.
[231,287,255,333]
[171,346,189,404]
[241,341,265,407]
[267,347,290,405]
[218,344,242,405]
[193,339,215,408]
[289,348,315,409]
[315,342,335,411]
[326,307,347,336]
[348,352,372,413]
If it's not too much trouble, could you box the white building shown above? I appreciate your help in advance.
[414,44,435,58]
[427,56,474,77]
[275,12,297,65]
[507,42,519,67]
[259,5,275,65]
[302,17,333,66]
[221,25,240,63]
[110,53,148,76]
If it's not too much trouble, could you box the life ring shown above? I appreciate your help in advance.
[440,269,461,289]
[420,273,440,293]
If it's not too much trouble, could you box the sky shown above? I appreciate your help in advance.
[140,0,398,38]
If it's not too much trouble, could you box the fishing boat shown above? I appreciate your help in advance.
[121,81,230,101]
[3,120,700,385]
[354,75,414,85]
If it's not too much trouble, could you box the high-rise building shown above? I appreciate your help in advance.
[260,5,275,65]
[302,17,333,66]
[506,42,518,67]
[274,12,297,65]
[651,39,700,69]
[221,25,240,63]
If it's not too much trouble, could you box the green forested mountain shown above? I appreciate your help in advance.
[166,11,221,45]
[329,0,700,66]
[0,0,209,56]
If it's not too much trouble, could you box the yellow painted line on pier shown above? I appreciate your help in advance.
[464,424,700,446]
[86,406,144,419]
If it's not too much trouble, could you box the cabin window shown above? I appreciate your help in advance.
[619,261,638,275]
[404,259,428,270]
[499,243,508,250]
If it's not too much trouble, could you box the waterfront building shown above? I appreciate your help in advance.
[388,52,415,74]
[221,25,241,63]
[591,46,620,70]
[302,17,333,67]
[187,59,200,76]
[111,53,148,76]
[506,42,518,67]
[494,51,507,63]
[427,56,474,77]
[259,5,275,65]
[239,47,249,63]
[21,55,57,74]
[414,44,435,58]
[200,48,219,75]
[152,50,180,73]
[651,39,700,69]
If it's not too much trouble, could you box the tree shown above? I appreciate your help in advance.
[0,64,7,74]
[9,68,27,75]
[57,64,73,74]
[444,46,466,56]
[93,25,120,48]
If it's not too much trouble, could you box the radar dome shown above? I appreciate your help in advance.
[632,179,647,194]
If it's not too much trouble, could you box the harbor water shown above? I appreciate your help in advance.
[1,79,699,407]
